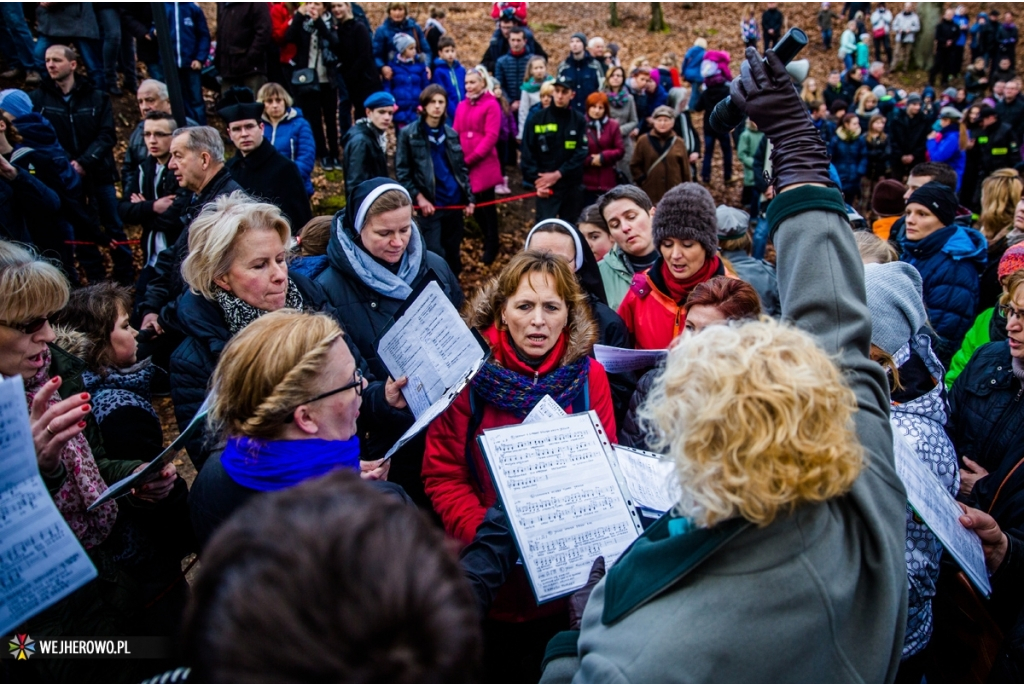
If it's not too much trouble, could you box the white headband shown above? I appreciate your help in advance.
[354,182,411,235]
[525,219,584,272]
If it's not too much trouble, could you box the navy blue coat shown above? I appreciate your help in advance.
[827,133,868,193]
[947,341,1024,473]
[902,225,987,346]
[385,58,430,127]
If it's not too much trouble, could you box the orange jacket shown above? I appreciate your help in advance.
[873,215,899,241]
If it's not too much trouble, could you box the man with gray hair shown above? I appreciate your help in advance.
[122,80,198,206]
[138,126,242,340]
[588,36,610,69]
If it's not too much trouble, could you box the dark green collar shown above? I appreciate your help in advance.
[602,515,751,625]
[765,184,847,240]
[47,343,87,390]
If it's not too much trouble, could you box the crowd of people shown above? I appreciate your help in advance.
[2,1,1024,683]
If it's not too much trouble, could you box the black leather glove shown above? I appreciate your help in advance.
[729,47,833,191]
[568,556,606,630]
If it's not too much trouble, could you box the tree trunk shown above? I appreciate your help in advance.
[913,2,941,71]
[610,2,620,27]
[649,2,667,33]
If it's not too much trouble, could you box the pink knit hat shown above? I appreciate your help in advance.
[999,242,1024,281]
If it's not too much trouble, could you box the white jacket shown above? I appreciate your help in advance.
[892,11,921,43]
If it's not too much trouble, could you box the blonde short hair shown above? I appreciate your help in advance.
[181,191,290,300]
[0,241,70,324]
[208,310,346,440]
[640,318,864,528]
[257,82,294,108]
[855,231,898,264]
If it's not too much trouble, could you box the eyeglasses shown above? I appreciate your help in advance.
[0,315,52,334]
[999,304,1024,322]
[284,368,363,423]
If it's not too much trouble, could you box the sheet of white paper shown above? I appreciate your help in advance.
[522,395,567,425]
[893,430,992,597]
[0,375,97,635]
[378,281,485,418]
[480,412,642,603]
[612,445,680,515]
[593,344,668,374]
[383,354,489,461]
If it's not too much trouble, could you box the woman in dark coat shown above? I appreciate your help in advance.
[582,92,625,206]
[315,178,463,499]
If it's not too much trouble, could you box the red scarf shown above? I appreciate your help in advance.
[660,254,720,305]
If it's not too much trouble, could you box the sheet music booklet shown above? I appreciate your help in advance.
[376,273,490,460]
[477,411,644,603]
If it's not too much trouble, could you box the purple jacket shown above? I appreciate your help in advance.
[453,92,503,193]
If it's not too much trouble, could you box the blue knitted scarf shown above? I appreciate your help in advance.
[221,436,361,492]
[471,354,590,418]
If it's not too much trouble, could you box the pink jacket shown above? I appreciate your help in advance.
[453,92,503,193]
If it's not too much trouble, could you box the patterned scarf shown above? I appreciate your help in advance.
[471,350,590,418]
[606,89,630,109]
[25,349,118,549]
[214,279,305,335]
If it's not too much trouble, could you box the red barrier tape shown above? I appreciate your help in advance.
[415,191,538,212]
[64,239,141,246]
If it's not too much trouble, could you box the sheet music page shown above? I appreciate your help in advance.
[0,375,97,634]
[612,446,680,515]
[893,430,992,597]
[593,344,668,374]
[480,412,641,603]
[377,281,485,418]
[521,395,567,425]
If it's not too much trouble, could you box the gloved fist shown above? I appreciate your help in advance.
[730,47,832,191]
[568,556,606,630]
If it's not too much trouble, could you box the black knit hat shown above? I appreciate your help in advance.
[906,182,958,227]
[651,183,718,255]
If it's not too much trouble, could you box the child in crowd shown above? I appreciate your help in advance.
[432,35,466,123]
[491,82,516,195]
[385,33,429,129]
[578,203,614,261]
[856,33,871,70]
[518,55,552,139]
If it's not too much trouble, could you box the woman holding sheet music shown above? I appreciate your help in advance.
[316,177,463,501]
[540,47,908,683]
[422,250,616,683]
[0,240,180,681]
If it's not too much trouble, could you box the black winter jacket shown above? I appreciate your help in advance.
[395,119,474,205]
[29,78,119,184]
[139,167,242,326]
[520,104,588,188]
[978,120,1021,176]
[947,341,1024,474]
[315,219,463,459]
[318,16,381,110]
[215,2,273,78]
[117,154,184,258]
[889,108,929,168]
[169,272,403,468]
[341,119,389,199]
[480,26,547,74]
[121,116,196,203]
[226,140,312,231]
[618,366,658,451]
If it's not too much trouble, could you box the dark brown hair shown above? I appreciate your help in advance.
[183,470,482,682]
[419,83,448,111]
[0,108,23,144]
[55,282,133,373]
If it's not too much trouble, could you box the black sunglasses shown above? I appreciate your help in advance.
[0,315,53,334]
[284,369,364,423]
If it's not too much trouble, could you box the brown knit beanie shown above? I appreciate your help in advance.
[651,183,719,255]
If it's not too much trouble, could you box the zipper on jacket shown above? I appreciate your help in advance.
[533,370,539,386]
[674,307,683,338]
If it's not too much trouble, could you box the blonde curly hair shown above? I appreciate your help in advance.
[640,318,864,528]
[208,310,345,440]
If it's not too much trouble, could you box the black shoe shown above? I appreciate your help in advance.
[482,244,499,265]
[331,156,342,169]
[320,156,334,171]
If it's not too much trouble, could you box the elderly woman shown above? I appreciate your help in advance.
[0,241,178,677]
[170,191,405,470]
[616,183,732,350]
[618,276,762,451]
[188,310,410,549]
[422,250,616,682]
[541,47,906,683]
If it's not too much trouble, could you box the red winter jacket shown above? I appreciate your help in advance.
[618,257,730,350]
[270,3,296,64]
[583,117,625,193]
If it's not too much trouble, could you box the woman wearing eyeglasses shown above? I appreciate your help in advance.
[171,192,407,471]
[948,270,1024,500]
[188,310,410,550]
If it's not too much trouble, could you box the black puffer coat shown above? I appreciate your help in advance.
[169,272,403,469]
[947,341,1024,473]
[29,78,118,184]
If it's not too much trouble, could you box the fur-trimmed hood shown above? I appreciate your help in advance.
[52,325,93,361]
[463,278,598,367]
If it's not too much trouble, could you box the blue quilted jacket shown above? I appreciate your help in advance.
[827,133,868,192]
[902,225,987,346]
[385,58,430,126]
